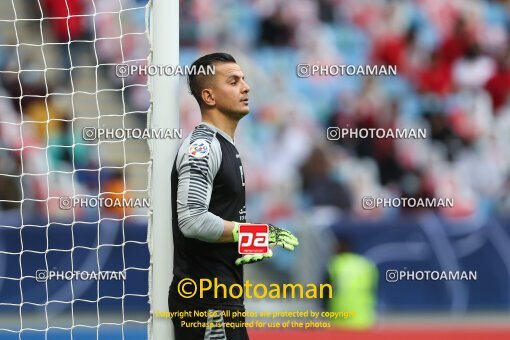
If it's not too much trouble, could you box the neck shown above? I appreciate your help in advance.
[202,109,239,139]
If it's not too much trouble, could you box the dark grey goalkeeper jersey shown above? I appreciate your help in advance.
[169,122,247,310]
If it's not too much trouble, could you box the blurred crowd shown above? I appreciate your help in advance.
[179,0,510,224]
[0,0,148,223]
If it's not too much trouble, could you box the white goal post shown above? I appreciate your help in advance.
[147,0,178,339]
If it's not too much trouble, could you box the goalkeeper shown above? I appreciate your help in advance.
[168,53,299,340]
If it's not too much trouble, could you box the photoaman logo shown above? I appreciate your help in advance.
[238,224,269,254]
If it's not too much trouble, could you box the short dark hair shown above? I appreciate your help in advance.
[187,52,237,106]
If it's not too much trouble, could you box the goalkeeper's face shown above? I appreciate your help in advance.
[210,62,251,119]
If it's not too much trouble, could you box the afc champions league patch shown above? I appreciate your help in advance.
[188,139,210,158]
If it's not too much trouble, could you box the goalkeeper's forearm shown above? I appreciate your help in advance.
[217,220,237,242]
[177,210,238,243]
[180,214,298,251]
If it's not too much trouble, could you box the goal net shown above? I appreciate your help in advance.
[0,0,159,338]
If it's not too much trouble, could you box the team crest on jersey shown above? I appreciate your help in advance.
[189,139,210,158]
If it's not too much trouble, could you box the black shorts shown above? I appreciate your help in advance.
[171,308,249,340]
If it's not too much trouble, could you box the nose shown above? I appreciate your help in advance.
[241,79,250,94]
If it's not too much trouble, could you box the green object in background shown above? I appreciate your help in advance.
[327,253,378,329]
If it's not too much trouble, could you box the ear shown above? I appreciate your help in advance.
[201,88,215,106]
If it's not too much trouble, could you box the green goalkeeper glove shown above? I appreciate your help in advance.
[267,224,299,250]
[232,223,299,266]
[235,249,273,266]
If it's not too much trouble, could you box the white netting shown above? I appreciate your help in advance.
[0,0,152,338]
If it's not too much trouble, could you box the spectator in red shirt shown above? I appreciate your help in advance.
[417,50,453,96]
[43,0,87,42]
[438,16,472,67]
[485,49,510,112]
[42,0,91,73]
